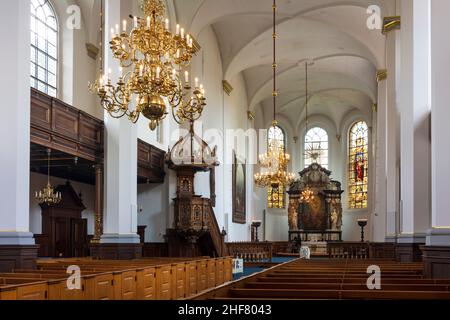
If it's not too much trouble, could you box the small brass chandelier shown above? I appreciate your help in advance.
[300,186,315,203]
[301,61,315,203]
[35,149,62,206]
[90,0,205,131]
[254,0,295,189]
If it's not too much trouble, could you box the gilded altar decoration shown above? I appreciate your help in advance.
[288,163,344,242]
[90,0,205,131]
[348,121,369,209]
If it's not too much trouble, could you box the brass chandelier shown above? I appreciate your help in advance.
[301,61,315,203]
[254,0,295,189]
[35,149,62,206]
[90,0,205,130]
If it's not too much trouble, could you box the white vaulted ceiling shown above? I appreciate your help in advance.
[172,0,392,130]
[76,0,391,130]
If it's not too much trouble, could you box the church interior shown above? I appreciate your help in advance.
[1,0,450,302]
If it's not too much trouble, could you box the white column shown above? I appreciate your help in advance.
[101,0,139,244]
[385,27,399,241]
[427,0,450,246]
[373,78,387,242]
[0,0,34,245]
[398,0,431,244]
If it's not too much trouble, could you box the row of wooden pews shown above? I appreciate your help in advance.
[0,257,233,300]
[193,259,450,300]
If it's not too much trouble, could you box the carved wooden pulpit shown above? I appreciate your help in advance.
[166,125,219,244]
[288,163,344,242]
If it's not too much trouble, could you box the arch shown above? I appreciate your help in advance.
[30,0,59,97]
[188,0,391,49]
[348,120,369,209]
[304,127,329,169]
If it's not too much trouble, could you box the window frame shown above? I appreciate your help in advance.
[304,126,329,169]
[30,0,59,97]
[347,120,369,210]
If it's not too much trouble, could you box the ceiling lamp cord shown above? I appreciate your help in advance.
[272,0,277,127]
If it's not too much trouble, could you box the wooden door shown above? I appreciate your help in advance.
[71,218,88,257]
[54,218,70,257]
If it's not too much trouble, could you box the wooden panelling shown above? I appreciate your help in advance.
[30,89,52,130]
[30,88,166,185]
[30,88,103,163]
[207,259,216,289]
[16,283,48,300]
[185,262,198,297]
[48,279,85,300]
[136,267,156,300]
[137,139,166,183]
[119,270,137,300]
[156,265,172,300]
[215,258,224,286]
[0,288,17,300]
[142,243,169,257]
[79,114,103,146]
[172,263,186,299]
[84,273,114,300]
[197,260,207,293]
[224,258,232,282]
[422,246,450,279]
[52,100,79,140]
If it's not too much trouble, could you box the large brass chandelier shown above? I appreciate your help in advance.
[35,149,62,206]
[301,61,315,203]
[254,0,295,189]
[90,0,205,130]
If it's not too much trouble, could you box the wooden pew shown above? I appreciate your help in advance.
[0,256,233,300]
[193,259,450,300]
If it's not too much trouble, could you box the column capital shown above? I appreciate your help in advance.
[376,69,388,82]
[382,16,401,35]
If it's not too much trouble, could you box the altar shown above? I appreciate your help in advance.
[287,163,344,245]
[302,241,328,256]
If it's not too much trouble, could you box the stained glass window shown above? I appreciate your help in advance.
[31,0,58,97]
[304,127,329,168]
[267,126,286,209]
[348,121,369,209]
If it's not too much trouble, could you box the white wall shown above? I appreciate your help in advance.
[51,0,102,119]
[137,183,168,242]
[29,172,95,235]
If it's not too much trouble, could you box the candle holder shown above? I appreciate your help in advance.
[251,221,262,242]
[357,219,368,242]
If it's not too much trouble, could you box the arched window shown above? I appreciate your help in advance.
[348,121,369,209]
[267,125,286,209]
[304,127,329,169]
[30,0,58,97]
